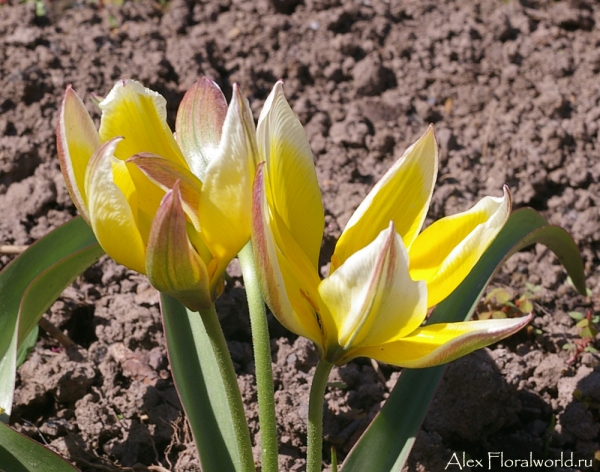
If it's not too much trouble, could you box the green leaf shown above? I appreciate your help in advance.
[569,311,585,321]
[16,326,38,367]
[341,208,586,472]
[0,326,18,425]
[160,294,253,472]
[525,282,543,294]
[518,299,533,314]
[0,217,103,420]
[581,327,596,339]
[486,287,511,305]
[0,421,79,471]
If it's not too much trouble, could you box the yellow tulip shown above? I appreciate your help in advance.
[252,107,531,367]
[57,78,257,310]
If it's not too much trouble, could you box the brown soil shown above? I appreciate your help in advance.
[1,0,599,471]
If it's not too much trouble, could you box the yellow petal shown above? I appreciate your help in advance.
[350,314,532,367]
[129,153,203,232]
[252,164,323,347]
[257,81,324,268]
[175,77,228,180]
[318,223,427,360]
[98,79,186,168]
[56,85,101,223]
[146,181,212,311]
[85,138,146,274]
[199,84,258,279]
[332,127,437,271]
[409,186,512,307]
[123,161,167,245]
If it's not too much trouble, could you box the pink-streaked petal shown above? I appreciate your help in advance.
[199,84,258,279]
[56,85,101,223]
[318,223,427,359]
[146,181,212,311]
[349,314,532,367]
[129,153,203,232]
[175,77,228,180]
[251,164,323,348]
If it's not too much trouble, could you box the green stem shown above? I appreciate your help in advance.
[307,360,334,472]
[238,242,278,472]
[198,303,256,472]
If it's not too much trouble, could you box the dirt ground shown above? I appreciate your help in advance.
[1,0,600,470]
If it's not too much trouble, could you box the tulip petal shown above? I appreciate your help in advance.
[199,84,258,279]
[129,153,204,232]
[409,186,512,307]
[257,81,324,268]
[332,127,437,271]
[175,77,228,181]
[98,79,186,167]
[85,138,146,274]
[351,314,532,367]
[318,223,427,359]
[122,162,168,245]
[56,85,101,223]
[146,181,212,311]
[252,164,323,347]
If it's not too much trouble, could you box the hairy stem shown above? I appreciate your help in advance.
[198,303,256,472]
[238,241,279,472]
[307,360,334,472]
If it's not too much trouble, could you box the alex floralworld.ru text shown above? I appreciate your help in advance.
[445,451,592,470]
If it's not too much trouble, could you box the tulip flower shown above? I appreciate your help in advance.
[57,78,257,310]
[253,118,531,367]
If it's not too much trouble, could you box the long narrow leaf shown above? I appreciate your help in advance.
[16,327,38,367]
[160,294,248,472]
[0,421,79,471]
[16,244,104,346]
[341,208,587,472]
[0,324,18,425]
[0,217,103,420]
